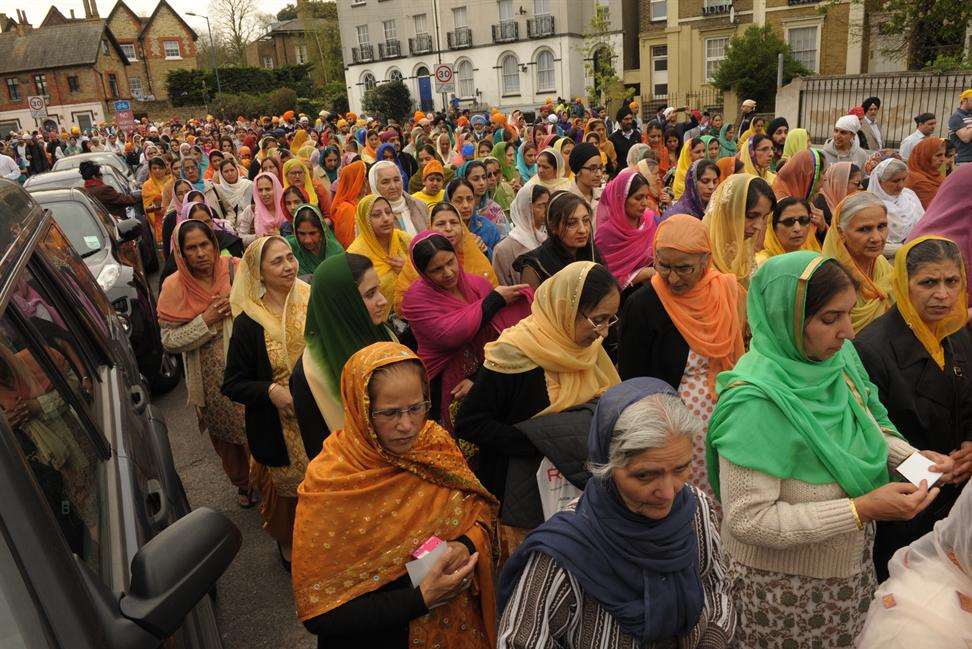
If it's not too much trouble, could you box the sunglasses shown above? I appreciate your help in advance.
[778,216,812,227]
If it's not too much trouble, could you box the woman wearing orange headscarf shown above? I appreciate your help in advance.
[715,156,740,187]
[292,342,498,649]
[330,160,367,247]
[905,136,946,208]
[618,214,746,505]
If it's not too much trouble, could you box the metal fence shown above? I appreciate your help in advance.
[642,88,725,120]
[797,72,972,147]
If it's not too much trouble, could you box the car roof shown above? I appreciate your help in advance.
[27,187,92,202]
[25,167,125,192]
[53,152,129,173]
[0,180,43,291]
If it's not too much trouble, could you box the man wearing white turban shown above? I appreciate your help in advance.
[818,114,869,169]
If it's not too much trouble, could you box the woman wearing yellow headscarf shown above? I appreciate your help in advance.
[781,128,810,165]
[282,158,332,216]
[297,144,326,182]
[702,173,775,286]
[755,196,821,266]
[289,128,309,153]
[347,194,412,312]
[738,134,777,184]
[672,137,706,199]
[821,192,895,332]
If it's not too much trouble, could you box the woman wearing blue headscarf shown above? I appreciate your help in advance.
[375,142,409,190]
[446,176,501,259]
[515,140,538,185]
[498,377,735,649]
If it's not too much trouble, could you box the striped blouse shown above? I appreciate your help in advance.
[497,485,735,649]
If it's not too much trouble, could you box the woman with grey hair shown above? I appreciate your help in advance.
[867,157,924,258]
[497,377,735,649]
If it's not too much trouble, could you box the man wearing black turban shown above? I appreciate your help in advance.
[609,105,641,180]
[765,116,789,171]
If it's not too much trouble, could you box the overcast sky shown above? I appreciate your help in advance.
[0,0,294,31]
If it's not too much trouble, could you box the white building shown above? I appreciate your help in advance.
[336,0,625,114]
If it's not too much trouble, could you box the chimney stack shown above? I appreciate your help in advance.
[70,9,76,19]
[90,0,99,18]
[14,9,31,35]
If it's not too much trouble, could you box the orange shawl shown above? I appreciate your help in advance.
[650,215,746,397]
[715,156,737,187]
[905,137,945,209]
[157,221,234,325]
[292,342,498,648]
[330,161,367,247]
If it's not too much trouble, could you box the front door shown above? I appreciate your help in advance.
[416,66,433,112]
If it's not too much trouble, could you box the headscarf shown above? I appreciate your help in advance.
[330,160,367,247]
[662,159,706,219]
[702,174,760,284]
[535,148,572,192]
[319,145,341,183]
[821,195,895,332]
[251,171,286,235]
[499,377,703,642]
[180,160,204,191]
[346,194,412,307]
[375,142,410,189]
[781,128,810,163]
[905,164,972,302]
[714,156,737,188]
[868,158,925,247]
[698,135,717,161]
[491,141,517,182]
[904,137,945,208]
[368,160,417,235]
[717,123,737,158]
[228,236,311,367]
[484,261,620,416]
[292,342,498,649]
[671,138,698,199]
[773,148,824,202]
[594,168,658,284]
[157,220,232,324]
[707,251,902,500]
[818,161,854,214]
[286,204,344,275]
[508,183,548,251]
[282,158,320,207]
[211,157,252,209]
[891,236,968,370]
[515,141,538,183]
[290,129,308,152]
[739,136,777,183]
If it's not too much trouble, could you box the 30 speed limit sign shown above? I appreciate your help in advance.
[434,64,455,94]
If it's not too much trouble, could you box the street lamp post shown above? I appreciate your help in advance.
[186,12,223,101]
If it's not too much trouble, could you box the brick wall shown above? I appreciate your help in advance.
[141,4,198,100]
[763,3,849,76]
[108,7,151,100]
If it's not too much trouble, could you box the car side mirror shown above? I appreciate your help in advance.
[119,508,240,640]
[116,217,142,243]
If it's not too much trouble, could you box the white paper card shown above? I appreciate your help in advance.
[405,540,448,588]
[896,452,942,488]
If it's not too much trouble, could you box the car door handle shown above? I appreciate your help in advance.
[129,384,147,414]
[145,478,169,527]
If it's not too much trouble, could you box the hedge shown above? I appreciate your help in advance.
[166,64,316,107]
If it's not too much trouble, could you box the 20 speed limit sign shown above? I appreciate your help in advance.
[434,64,455,94]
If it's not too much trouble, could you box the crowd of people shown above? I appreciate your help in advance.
[7,85,972,649]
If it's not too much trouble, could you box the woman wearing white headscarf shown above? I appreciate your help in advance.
[367,160,429,235]
[205,155,253,231]
[856,480,972,648]
[491,183,551,285]
[868,158,924,259]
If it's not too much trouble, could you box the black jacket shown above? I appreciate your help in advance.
[608,128,641,177]
[221,312,290,466]
[854,306,972,579]
[289,357,331,461]
[618,282,690,389]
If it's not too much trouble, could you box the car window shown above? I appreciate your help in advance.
[0,532,51,649]
[39,202,105,259]
[101,171,127,195]
[0,313,105,579]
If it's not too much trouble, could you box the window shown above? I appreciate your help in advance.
[704,36,728,81]
[499,0,513,21]
[595,0,610,20]
[127,76,141,98]
[101,41,109,55]
[67,76,80,93]
[163,40,181,59]
[534,0,550,14]
[650,0,666,21]
[788,25,819,72]
[453,6,468,27]
[501,53,519,95]
[295,44,308,64]
[383,19,397,41]
[650,45,668,98]
[262,55,274,68]
[107,74,119,98]
[6,78,20,101]
[33,74,48,96]
[457,59,474,97]
[356,25,370,46]
[361,72,376,91]
[414,13,427,36]
[388,68,403,82]
[120,43,137,61]
[535,49,555,91]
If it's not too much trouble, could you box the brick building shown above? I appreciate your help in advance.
[245,19,326,71]
[106,0,199,101]
[0,9,132,136]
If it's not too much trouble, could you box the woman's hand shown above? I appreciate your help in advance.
[920,449,955,483]
[450,379,474,401]
[202,296,231,327]
[494,284,529,304]
[809,205,827,231]
[854,481,939,523]
[949,442,972,484]
[387,256,405,273]
[442,541,471,574]
[419,548,478,609]
[268,383,294,417]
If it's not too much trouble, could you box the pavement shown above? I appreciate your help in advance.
[156,380,315,649]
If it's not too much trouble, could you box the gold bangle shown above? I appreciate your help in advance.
[849,499,864,530]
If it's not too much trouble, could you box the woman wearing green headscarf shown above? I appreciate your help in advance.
[289,252,396,456]
[717,123,738,159]
[491,141,519,185]
[286,204,344,277]
[699,134,719,160]
[706,251,954,649]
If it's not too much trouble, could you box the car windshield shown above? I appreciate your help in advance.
[0,530,50,649]
[41,201,105,259]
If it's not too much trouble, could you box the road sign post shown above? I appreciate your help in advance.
[113,99,135,134]
[27,95,47,119]
[434,64,455,96]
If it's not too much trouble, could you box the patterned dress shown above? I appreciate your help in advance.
[677,351,720,515]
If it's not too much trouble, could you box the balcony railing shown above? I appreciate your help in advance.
[527,14,555,38]
[492,20,518,43]
[351,44,374,63]
[409,33,434,55]
[787,0,818,5]
[701,0,732,14]
[447,26,472,49]
[378,39,401,59]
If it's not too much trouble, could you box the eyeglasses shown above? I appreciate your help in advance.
[655,262,699,277]
[371,400,431,423]
[778,216,812,227]
[581,164,604,174]
[585,314,619,330]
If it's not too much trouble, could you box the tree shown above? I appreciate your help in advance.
[209,0,273,62]
[296,0,343,85]
[276,0,337,21]
[362,81,413,123]
[871,0,972,69]
[711,25,810,109]
[582,6,634,114]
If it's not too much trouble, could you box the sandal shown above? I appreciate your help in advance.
[277,542,292,573]
[237,488,256,509]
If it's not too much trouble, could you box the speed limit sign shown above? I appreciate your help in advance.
[434,64,455,94]
[28,95,48,118]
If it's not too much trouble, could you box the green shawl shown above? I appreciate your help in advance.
[286,203,344,276]
[706,251,901,499]
[491,141,518,183]
[717,124,737,159]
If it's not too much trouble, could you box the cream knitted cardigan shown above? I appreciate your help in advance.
[719,432,916,579]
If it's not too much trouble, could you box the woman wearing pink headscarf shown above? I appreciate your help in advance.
[236,172,286,246]
[594,168,659,291]
[401,231,532,431]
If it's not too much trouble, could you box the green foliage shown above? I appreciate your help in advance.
[276,0,337,21]
[321,80,350,114]
[210,88,298,119]
[362,81,413,123]
[583,7,633,114]
[166,65,314,106]
[922,53,972,73]
[877,0,972,69]
[166,69,209,106]
[711,26,810,109]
